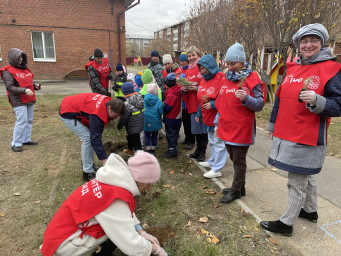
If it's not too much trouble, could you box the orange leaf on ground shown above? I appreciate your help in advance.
[211,235,220,244]
[269,237,280,245]
[243,235,252,238]
[169,170,175,175]
[185,221,191,227]
[213,204,221,209]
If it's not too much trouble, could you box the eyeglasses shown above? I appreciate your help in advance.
[300,39,321,45]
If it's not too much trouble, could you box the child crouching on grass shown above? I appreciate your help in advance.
[144,83,163,155]
[163,73,182,158]
[117,82,144,156]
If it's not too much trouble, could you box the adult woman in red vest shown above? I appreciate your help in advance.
[85,48,112,97]
[195,54,228,179]
[215,43,264,203]
[0,48,42,152]
[59,93,125,181]
[41,151,168,256]
[260,24,341,236]
[182,46,208,162]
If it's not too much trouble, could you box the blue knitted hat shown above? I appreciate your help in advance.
[135,73,143,87]
[121,82,135,95]
[225,43,246,63]
[151,50,160,58]
[179,52,188,62]
[116,63,124,72]
[165,73,177,87]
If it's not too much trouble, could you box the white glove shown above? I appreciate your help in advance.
[140,231,159,245]
[153,244,168,256]
[300,90,317,104]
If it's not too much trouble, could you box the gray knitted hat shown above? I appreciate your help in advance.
[224,43,246,63]
[292,23,329,48]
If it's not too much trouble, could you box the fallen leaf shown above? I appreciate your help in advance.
[142,223,148,229]
[254,226,259,231]
[171,209,175,214]
[180,169,185,173]
[14,192,21,196]
[185,221,191,227]
[163,184,171,188]
[206,189,217,195]
[271,168,277,172]
[269,237,280,245]
[211,235,220,244]
[36,200,41,204]
[189,173,192,176]
[169,170,175,175]
[213,204,220,209]
[151,213,155,218]
[202,185,207,189]
[207,237,212,243]
[17,248,24,252]
[0,212,6,217]
[199,228,209,235]
[199,216,208,223]
[169,232,178,238]
[243,235,252,238]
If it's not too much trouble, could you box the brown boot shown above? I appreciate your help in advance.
[123,148,134,156]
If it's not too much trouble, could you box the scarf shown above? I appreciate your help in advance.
[225,62,252,82]
[296,47,336,65]
[189,58,200,69]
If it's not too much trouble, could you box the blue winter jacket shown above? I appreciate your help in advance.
[144,93,163,132]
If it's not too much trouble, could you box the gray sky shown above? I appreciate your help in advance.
[125,0,186,38]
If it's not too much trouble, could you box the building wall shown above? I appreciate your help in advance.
[0,0,129,80]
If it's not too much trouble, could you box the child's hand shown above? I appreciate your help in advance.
[195,117,200,123]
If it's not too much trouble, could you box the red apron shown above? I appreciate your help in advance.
[274,61,341,145]
[85,58,111,89]
[184,66,202,113]
[41,179,135,256]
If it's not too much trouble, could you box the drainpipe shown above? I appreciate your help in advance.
[117,0,140,63]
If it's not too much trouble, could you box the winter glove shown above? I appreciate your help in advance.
[140,231,159,245]
[107,74,113,80]
[152,244,168,256]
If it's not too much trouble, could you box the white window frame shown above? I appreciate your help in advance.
[30,31,56,62]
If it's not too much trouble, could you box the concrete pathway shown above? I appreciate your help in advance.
[183,127,341,255]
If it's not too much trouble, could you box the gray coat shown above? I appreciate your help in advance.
[1,48,36,107]
[268,48,341,175]
[117,93,144,134]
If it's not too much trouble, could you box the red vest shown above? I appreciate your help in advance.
[41,179,135,256]
[0,65,36,103]
[184,66,202,113]
[85,58,111,89]
[59,93,111,127]
[274,61,341,145]
[216,72,261,144]
[197,72,224,126]
[162,68,182,79]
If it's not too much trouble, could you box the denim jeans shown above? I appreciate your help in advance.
[60,117,94,173]
[12,104,34,147]
[207,131,228,172]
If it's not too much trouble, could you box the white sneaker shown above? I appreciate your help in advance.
[199,162,211,168]
[203,170,221,178]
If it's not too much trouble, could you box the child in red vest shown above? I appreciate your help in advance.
[41,151,168,256]
[163,73,182,158]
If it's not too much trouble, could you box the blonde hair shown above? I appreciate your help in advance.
[186,46,201,57]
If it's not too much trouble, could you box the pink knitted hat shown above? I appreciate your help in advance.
[128,150,161,183]
[147,83,159,96]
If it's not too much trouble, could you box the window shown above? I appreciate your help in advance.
[31,31,56,61]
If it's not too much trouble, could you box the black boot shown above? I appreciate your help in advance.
[299,209,318,223]
[82,171,95,182]
[260,220,293,237]
[220,190,241,203]
[196,148,206,162]
[222,185,246,196]
[189,146,200,158]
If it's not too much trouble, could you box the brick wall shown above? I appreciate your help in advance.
[0,0,129,80]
